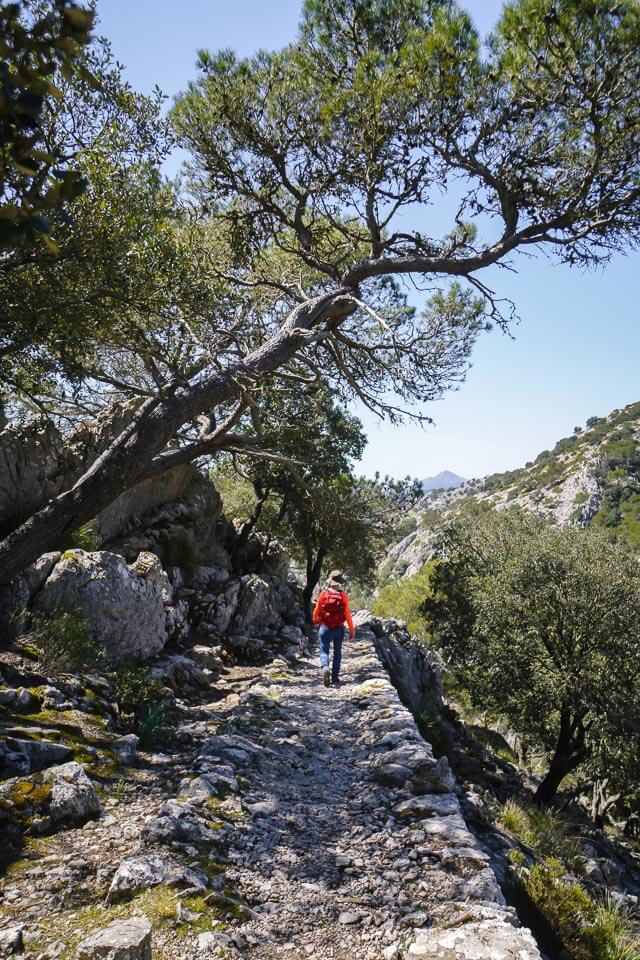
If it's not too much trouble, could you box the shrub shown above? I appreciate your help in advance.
[524,858,595,958]
[499,798,531,840]
[498,799,580,864]
[31,609,104,672]
[63,520,100,551]
[523,861,640,960]
[113,661,168,747]
[372,564,434,639]
[586,898,640,960]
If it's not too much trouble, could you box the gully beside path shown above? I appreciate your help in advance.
[0,626,542,960]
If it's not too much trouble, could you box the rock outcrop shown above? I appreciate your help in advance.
[0,760,101,839]
[76,917,152,960]
[367,617,442,715]
[32,550,184,661]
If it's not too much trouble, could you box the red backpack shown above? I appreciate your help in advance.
[318,589,346,628]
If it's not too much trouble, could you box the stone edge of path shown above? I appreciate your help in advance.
[359,623,543,960]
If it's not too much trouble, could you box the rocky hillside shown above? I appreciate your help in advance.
[384,400,640,579]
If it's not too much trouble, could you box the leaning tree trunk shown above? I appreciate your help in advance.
[302,546,327,623]
[534,706,588,806]
[0,291,354,585]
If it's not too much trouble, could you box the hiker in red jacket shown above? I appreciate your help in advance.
[312,570,355,687]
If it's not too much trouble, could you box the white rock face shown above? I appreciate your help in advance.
[33,550,175,661]
[0,761,101,833]
[406,915,540,958]
[76,917,152,960]
[106,854,206,903]
[43,761,102,825]
[392,793,460,820]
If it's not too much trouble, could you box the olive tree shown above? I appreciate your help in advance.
[423,508,640,806]
[2,0,640,584]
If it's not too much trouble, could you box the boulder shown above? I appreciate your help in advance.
[148,655,209,690]
[179,768,239,800]
[189,645,223,672]
[44,761,102,825]
[0,736,72,778]
[205,580,241,634]
[406,915,541,959]
[393,794,460,820]
[0,925,23,956]
[0,761,101,833]
[76,917,152,960]
[112,735,139,766]
[32,550,174,661]
[371,621,443,714]
[230,575,277,634]
[106,854,207,903]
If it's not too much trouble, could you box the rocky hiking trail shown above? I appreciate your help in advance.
[0,623,542,960]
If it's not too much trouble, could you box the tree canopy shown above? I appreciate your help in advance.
[423,507,640,808]
[0,0,95,247]
[1,0,640,583]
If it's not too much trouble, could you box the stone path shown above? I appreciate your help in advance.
[214,631,541,960]
[0,626,542,959]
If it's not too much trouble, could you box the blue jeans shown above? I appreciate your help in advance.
[319,624,344,680]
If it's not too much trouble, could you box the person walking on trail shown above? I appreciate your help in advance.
[312,570,355,687]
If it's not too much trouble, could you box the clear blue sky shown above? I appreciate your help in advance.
[98,0,639,481]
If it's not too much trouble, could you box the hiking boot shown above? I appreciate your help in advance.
[323,668,331,687]
[332,677,341,687]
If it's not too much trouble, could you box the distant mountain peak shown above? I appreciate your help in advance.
[421,470,466,492]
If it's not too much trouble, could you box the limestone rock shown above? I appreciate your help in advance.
[33,550,173,661]
[0,417,65,532]
[96,461,197,541]
[106,854,207,903]
[44,761,102,826]
[190,644,223,672]
[205,580,241,634]
[0,761,101,835]
[393,794,460,820]
[0,736,72,778]
[371,621,443,714]
[230,575,273,634]
[76,917,152,960]
[148,655,208,690]
[179,768,239,800]
[0,925,23,955]
[406,915,541,958]
[112,735,139,766]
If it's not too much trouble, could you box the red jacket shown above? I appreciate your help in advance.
[313,590,355,636]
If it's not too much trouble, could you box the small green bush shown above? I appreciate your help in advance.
[523,861,640,960]
[498,799,580,864]
[372,564,434,639]
[60,520,100,553]
[586,898,640,960]
[113,661,168,747]
[524,857,595,958]
[499,798,531,839]
[31,609,104,672]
